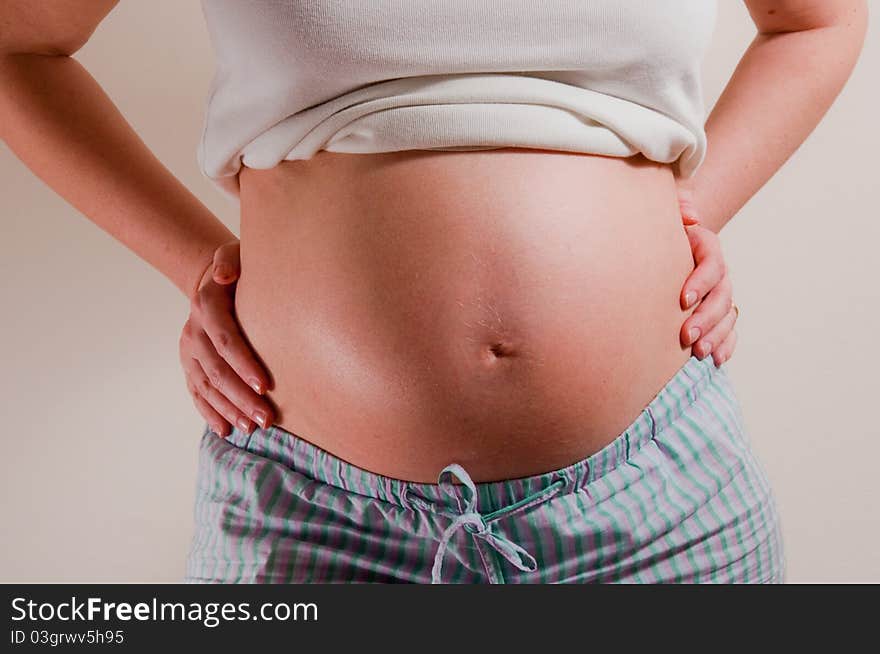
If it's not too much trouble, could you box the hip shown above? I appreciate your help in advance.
[185,353,785,584]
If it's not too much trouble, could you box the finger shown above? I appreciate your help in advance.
[680,226,725,310]
[677,186,700,224]
[180,317,253,436]
[178,316,196,361]
[193,390,231,438]
[712,329,738,368]
[681,272,733,347]
[212,241,241,284]
[184,354,257,434]
[197,283,272,395]
[182,358,231,437]
[191,328,274,429]
[693,303,738,361]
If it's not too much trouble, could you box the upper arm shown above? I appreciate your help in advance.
[0,0,119,57]
[743,0,868,34]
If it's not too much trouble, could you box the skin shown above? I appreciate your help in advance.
[187,199,733,438]
[0,0,867,439]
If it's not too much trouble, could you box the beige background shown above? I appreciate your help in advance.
[1,1,877,583]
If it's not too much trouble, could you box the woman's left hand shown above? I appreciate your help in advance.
[677,186,739,367]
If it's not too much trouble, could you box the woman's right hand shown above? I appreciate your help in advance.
[179,240,275,437]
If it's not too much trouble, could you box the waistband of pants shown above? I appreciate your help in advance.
[219,353,721,514]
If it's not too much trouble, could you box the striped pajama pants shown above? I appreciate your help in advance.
[184,354,785,584]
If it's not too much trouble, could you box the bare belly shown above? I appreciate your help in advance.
[234,148,697,483]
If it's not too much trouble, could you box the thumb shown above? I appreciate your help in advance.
[684,223,706,261]
[212,240,242,285]
[678,198,701,226]
[676,185,700,226]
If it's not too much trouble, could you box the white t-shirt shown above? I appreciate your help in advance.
[198,0,718,200]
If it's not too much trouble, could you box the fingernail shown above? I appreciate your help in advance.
[249,378,264,394]
[688,327,701,344]
[253,410,268,428]
[684,291,697,309]
[215,264,232,280]
[236,416,251,432]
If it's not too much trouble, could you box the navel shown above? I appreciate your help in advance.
[485,340,516,359]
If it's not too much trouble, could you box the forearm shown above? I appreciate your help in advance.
[682,6,868,234]
[0,52,235,299]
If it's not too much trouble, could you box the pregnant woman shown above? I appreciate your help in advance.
[1,0,866,584]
